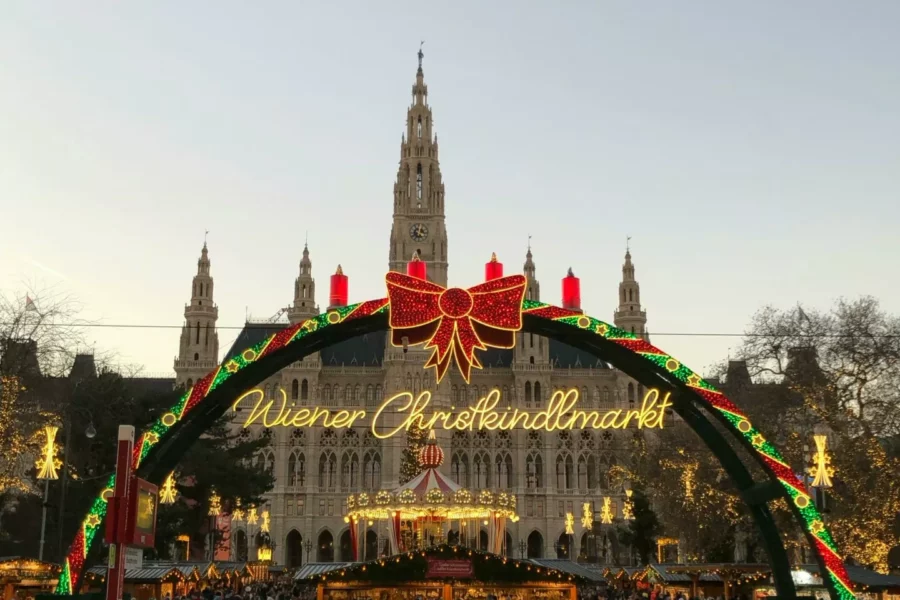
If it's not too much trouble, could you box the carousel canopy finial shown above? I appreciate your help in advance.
[418,429,444,468]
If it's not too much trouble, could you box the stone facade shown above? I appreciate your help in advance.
[174,54,652,568]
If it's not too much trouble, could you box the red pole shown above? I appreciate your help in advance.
[106,425,134,600]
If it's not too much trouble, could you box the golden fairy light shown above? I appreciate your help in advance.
[808,434,834,488]
[257,546,272,561]
[261,508,270,533]
[600,496,614,524]
[160,472,178,504]
[247,506,258,525]
[581,502,593,530]
[564,512,575,535]
[208,489,222,516]
[35,425,62,480]
[622,489,635,520]
[232,499,244,523]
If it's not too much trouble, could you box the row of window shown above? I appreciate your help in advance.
[449,451,617,490]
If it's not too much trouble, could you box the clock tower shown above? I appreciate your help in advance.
[388,46,449,286]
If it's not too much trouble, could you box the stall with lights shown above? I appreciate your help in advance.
[345,432,519,559]
[295,545,582,600]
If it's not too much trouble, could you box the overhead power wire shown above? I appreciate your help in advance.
[0,321,897,339]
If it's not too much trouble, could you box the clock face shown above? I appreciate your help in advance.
[409,222,429,242]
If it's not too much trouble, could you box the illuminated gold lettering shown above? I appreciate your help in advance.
[233,386,671,436]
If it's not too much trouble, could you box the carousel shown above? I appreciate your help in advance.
[345,431,519,559]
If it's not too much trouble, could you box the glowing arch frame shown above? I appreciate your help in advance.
[56,296,855,600]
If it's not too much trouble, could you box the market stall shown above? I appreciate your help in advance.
[0,557,60,600]
[296,546,582,600]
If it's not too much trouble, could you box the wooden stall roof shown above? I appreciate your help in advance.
[528,560,607,583]
[85,565,200,584]
[297,545,586,585]
[798,565,900,592]
[0,557,60,579]
[293,563,356,582]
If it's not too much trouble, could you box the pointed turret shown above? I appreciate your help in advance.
[523,243,540,301]
[614,245,648,338]
[175,241,220,386]
[515,244,549,366]
[289,243,318,324]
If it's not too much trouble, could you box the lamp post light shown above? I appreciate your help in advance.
[304,539,312,564]
[518,540,527,558]
[208,489,222,561]
[35,425,62,561]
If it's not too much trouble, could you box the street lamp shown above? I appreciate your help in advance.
[208,489,222,560]
[518,540,527,558]
[36,425,62,561]
[304,539,312,564]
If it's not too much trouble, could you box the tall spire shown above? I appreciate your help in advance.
[388,49,449,286]
[175,242,220,385]
[523,244,539,301]
[289,242,317,323]
[614,244,647,339]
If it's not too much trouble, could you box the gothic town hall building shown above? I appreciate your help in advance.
[173,54,652,568]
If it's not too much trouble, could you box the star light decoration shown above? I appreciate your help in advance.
[622,489,635,521]
[809,434,834,488]
[600,497,614,524]
[208,489,222,516]
[159,472,178,504]
[581,502,593,530]
[35,425,62,480]
[564,512,575,535]
[232,499,245,523]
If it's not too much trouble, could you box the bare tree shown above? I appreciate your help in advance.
[0,286,87,494]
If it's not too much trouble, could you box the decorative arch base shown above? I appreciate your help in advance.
[56,294,855,600]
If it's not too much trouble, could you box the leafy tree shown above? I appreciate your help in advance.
[152,416,273,560]
[399,426,427,484]
[618,488,661,564]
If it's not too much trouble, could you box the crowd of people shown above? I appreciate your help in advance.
[157,582,316,600]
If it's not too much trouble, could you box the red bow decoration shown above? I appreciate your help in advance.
[386,272,527,383]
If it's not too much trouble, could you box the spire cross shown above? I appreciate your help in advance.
[418,41,425,70]
[626,235,632,252]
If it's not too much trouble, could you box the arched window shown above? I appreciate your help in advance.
[291,379,299,400]
[317,530,334,562]
[577,454,588,489]
[286,530,303,568]
[301,379,309,400]
[473,452,490,489]
[345,384,352,404]
[195,321,200,344]
[186,378,193,388]
[527,531,543,558]
[417,116,423,139]
[525,381,532,404]
[363,451,382,489]
[194,352,199,361]
[495,453,513,488]
[534,381,542,405]
[451,452,469,487]
[341,451,360,489]
[526,452,543,488]
[375,385,383,404]
[603,386,611,404]
[366,384,375,406]
[627,382,635,403]
[319,452,337,490]
[288,452,297,486]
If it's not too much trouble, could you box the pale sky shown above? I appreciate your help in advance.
[1,2,898,378]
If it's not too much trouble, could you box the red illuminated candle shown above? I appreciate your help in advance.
[329,264,348,308]
[562,267,581,311]
[407,251,427,280]
[485,252,504,281]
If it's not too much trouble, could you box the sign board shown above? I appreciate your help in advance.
[125,547,143,570]
[108,545,116,569]
[425,558,473,579]
[126,478,159,548]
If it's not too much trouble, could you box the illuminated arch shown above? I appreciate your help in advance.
[56,296,854,600]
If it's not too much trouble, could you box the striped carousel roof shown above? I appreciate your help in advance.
[394,466,461,495]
